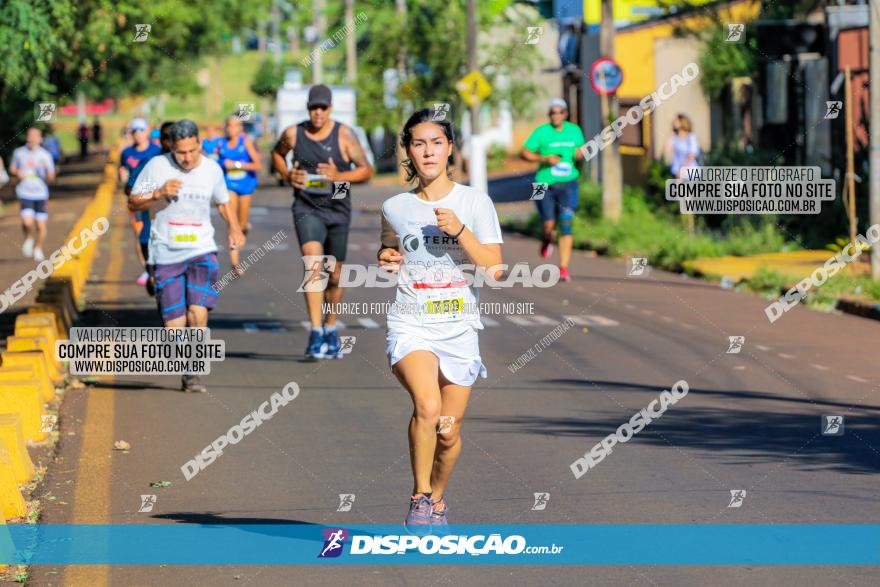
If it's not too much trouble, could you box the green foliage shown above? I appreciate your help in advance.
[250,59,286,98]
[0,0,269,152]
[354,1,544,135]
[487,144,507,171]
[696,22,758,100]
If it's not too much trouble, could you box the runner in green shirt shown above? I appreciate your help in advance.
[520,98,585,282]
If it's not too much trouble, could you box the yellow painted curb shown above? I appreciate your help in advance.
[14,314,61,339]
[1,351,63,388]
[5,336,62,375]
[28,304,71,335]
[14,325,60,353]
[0,441,27,521]
[0,367,54,402]
[0,383,46,443]
[0,415,36,483]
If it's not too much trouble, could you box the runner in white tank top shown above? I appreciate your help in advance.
[378,108,504,533]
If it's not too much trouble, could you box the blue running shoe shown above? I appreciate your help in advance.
[305,329,325,360]
[405,494,433,536]
[430,498,449,535]
[324,329,342,359]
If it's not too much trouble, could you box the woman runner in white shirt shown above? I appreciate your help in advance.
[378,109,504,533]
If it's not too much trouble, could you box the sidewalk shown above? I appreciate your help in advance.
[684,250,872,282]
[0,156,109,348]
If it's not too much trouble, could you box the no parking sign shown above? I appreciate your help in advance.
[589,58,623,96]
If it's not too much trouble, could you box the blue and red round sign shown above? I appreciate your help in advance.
[590,58,623,96]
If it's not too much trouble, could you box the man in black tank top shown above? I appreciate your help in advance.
[272,84,373,360]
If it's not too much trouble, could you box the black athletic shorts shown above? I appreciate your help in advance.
[292,210,349,262]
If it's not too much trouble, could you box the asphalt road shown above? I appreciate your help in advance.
[32,177,880,586]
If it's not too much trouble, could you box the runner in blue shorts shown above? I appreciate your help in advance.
[130,119,245,393]
[217,115,261,274]
[520,98,586,282]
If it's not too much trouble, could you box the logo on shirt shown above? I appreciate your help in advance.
[402,234,420,252]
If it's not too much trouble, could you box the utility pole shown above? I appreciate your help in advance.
[599,0,622,222]
[271,0,282,64]
[345,0,357,83]
[467,0,479,135]
[313,0,325,84]
[870,0,880,279]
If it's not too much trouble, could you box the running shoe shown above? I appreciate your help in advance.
[431,497,449,534]
[305,329,325,360]
[136,271,149,286]
[181,375,207,393]
[559,267,571,282]
[324,329,342,359]
[33,247,45,262]
[405,494,433,535]
[540,240,554,259]
[22,237,34,258]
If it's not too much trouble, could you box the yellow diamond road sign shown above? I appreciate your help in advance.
[455,70,492,108]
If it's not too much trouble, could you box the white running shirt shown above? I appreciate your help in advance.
[381,182,503,340]
[11,146,54,200]
[131,153,229,265]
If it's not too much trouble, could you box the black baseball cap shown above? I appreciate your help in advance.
[307,84,332,108]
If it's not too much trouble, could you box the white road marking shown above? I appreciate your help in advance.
[846,375,868,383]
[243,322,287,333]
[530,315,560,325]
[681,323,696,330]
[348,243,362,251]
[250,207,270,215]
[756,344,772,351]
[778,353,796,359]
[302,321,345,330]
[733,365,746,370]
[507,316,534,326]
[811,364,829,371]
[585,315,620,327]
[481,316,500,327]
[357,317,381,329]
[660,316,674,323]
[639,309,654,316]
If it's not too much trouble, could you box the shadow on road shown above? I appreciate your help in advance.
[473,379,880,475]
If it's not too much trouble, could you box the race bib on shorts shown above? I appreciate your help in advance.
[550,162,572,177]
[418,287,467,324]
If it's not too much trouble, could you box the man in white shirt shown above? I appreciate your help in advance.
[130,120,245,393]
[9,127,56,261]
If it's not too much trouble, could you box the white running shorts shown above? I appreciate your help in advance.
[386,328,488,387]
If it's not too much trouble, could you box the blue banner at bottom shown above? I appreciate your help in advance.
[2,524,879,565]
